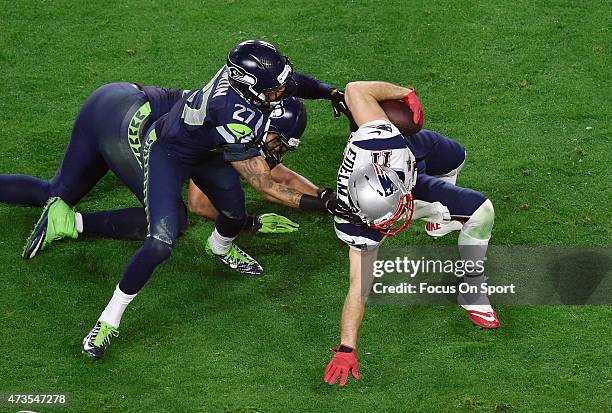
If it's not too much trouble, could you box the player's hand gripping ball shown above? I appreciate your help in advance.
[380,89,424,136]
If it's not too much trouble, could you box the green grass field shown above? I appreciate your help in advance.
[1,1,610,412]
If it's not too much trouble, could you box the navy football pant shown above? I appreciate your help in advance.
[190,157,247,238]
[406,129,466,175]
[118,136,247,294]
[0,83,187,240]
[408,130,486,218]
[413,174,486,220]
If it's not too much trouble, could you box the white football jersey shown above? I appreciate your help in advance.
[335,119,417,250]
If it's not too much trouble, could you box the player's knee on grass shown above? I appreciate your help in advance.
[462,199,494,241]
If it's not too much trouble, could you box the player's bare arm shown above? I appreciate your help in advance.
[270,164,319,196]
[187,164,318,219]
[231,156,303,207]
[232,156,361,223]
[339,247,378,348]
[344,81,414,126]
[325,246,380,386]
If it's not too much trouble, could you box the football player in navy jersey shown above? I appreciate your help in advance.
[0,83,305,257]
[187,97,321,227]
[76,40,363,359]
[1,82,188,249]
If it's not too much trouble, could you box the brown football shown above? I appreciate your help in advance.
[380,99,422,136]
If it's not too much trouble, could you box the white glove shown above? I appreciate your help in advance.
[412,200,451,223]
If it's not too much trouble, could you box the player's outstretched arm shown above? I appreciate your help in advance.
[270,164,319,197]
[188,164,318,217]
[232,156,303,207]
[340,247,378,347]
[324,247,378,387]
[232,156,364,223]
[292,72,351,120]
[188,165,318,219]
[344,81,415,127]
[188,178,299,234]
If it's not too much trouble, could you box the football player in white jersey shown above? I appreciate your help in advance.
[324,81,498,387]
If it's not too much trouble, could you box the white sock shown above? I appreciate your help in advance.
[208,228,235,255]
[75,212,83,233]
[99,285,137,328]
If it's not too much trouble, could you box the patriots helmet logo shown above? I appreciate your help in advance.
[373,164,397,197]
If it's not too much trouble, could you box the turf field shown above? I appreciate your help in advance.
[1,1,610,412]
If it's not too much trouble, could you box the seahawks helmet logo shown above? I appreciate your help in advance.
[227,65,257,86]
[270,101,286,118]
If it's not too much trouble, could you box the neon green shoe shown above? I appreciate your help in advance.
[23,197,78,259]
[205,238,263,276]
[82,320,119,359]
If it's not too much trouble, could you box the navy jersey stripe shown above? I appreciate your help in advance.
[352,135,407,151]
[335,222,384,242]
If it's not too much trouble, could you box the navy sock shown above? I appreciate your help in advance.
[81,208,147,241]
[0,174,51,206]
[215,212,246,238]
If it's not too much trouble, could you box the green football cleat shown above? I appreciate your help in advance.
[258,213,299,234]
[82,320,119,359]
[205,239,263,276]
[23,197,78,259]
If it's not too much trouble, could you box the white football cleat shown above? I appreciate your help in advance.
[460,304,500,329]
[425,220,464,238]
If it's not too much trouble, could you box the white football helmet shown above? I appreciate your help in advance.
[347,163,415,235]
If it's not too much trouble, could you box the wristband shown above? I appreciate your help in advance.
[338,344,355,353]
[299,194,326,212]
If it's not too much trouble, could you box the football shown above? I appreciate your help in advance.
[380,99,422,136]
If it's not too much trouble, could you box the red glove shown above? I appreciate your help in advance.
[324,346,360,387]
[402,89,424,128]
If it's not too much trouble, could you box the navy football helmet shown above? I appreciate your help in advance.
[226,39,294,108]
[260,97,307,167]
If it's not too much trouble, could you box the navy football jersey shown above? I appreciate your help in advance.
[153,67,269,165]
[137,85,187,121]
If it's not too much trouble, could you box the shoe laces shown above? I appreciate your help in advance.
[93,323,119,347]
[225,244,253,265]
